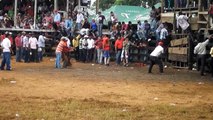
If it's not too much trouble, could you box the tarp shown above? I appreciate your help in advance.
[101,3,161,24]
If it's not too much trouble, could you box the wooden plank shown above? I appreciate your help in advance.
[168,54,188,62]
[170,38,188,46]
[161,13,174,23]
[168,47,188,55]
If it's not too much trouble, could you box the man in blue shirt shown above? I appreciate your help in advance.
[64,16,73,37]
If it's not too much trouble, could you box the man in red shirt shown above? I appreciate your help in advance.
[114,34,124,65]
[95,36,103,64]
[102,34,110,66]
[15,33,22,62]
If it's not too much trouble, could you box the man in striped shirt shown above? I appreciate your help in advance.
[55,37,67,68]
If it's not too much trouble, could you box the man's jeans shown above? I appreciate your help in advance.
[16,47,22,62]
[55,52,62,68]
[97,49,103,64]
[1,52,11,70]
[116,50,122,65]
[97,23,103,36]
[76,23,82,31]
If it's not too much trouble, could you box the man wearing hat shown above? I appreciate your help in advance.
[148,42,164,73]
[0,32,13,70]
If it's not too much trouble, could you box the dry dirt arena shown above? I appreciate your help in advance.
[0,57,213,120]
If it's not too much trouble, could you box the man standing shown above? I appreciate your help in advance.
[22,33,30,63]
[114,35,124,65]
[15,33,22,62]
[29,33,38,62]
[97,11,105,37]
[148,42,164,73]
[194,35,212,76]
[37,33,46,62]
[0,32,12,70]
[76,11,84,31]
[53,10,61,27]
[64,16,73,37]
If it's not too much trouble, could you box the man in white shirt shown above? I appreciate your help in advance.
[76,11,84,30]
[148,42,164,73]
[176,12,190,32]
[87,37,95,62]
[160,24,168,41]
[37,33,46,62]
[194,35,212,76]
[29,33,38,62]
[22,33,30,63]
[0,33,12,70]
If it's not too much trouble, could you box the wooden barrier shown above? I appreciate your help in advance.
[168,47,188,55]
[170,37,188,47]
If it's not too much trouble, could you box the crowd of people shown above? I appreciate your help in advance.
[0,1,181,75]
[1,1,213,77]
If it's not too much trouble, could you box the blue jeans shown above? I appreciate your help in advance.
[38,47,44,62]
[23,48,30,63]
[1,52,11,70]
[76,23,82,30]
[38,51,43,62]
[137,31,144,40]
[16,47,22,62]
[97,49,103,64]
[55,52,62,68]
[116,50,122,65]
[97,23,103,36]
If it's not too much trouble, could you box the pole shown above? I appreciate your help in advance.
[33,0,37,29]
[14,0,18,27]
[96,0,99,14]
[78,0,81,10]
[54,0,58,10]
[66,0,69,17]
[67,0,69,12]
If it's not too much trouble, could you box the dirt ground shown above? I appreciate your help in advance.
[0,57,213,120]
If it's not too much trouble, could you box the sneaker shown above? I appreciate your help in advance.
[6,68,12,71]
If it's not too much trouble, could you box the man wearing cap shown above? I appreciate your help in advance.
[148,42,164,73]
[0,32,12,70]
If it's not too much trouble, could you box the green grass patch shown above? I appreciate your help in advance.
[0,98,212,120]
